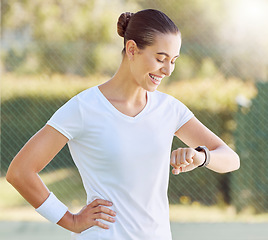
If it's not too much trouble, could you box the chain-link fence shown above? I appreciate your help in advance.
[1,0,268,216]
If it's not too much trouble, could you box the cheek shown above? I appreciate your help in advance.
[137,61,153,75]
[133,54,159,76]
[143,58,159,72]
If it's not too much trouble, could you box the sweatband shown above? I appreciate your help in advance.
[35,192,68,224]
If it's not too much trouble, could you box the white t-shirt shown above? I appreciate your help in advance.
[47,86,194,240]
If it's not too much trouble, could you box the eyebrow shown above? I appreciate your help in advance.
[157,52,180,58]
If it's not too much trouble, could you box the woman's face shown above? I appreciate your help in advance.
[129,33,181,92]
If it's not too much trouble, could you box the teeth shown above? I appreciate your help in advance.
[149,74,162,81]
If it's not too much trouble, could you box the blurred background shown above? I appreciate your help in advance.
[1,0,268,238]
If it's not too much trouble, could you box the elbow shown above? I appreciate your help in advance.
[234,152,240,171]
[216,151,240,174]
[6,163,23,187]
[6,166,18,186]
[227,152,240,173]
[6,160,37,188]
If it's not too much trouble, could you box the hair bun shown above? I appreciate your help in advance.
[117,12,134,37]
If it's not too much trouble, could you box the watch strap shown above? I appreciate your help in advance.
[195,146,210,167]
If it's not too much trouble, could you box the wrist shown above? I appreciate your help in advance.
[35,192,68,224]
[197,151,206,166]
[57,210,77,232]
[195,146,210,167]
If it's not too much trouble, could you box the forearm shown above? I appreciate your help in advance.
[6,125,74,227]
[6,168,50,208]
[206,145,240,173]
[7,169,76,231]
[176,117,240,174]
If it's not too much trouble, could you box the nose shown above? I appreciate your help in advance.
[161,63,174,76]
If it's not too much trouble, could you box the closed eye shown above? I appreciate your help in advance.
[157,58,177,65]
[157,59,164,63]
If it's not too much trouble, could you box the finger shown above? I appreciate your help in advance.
[175,149,181,166]
[93,220,110,229]
[94,205,116,217]
[90,199,113,208]
[94,213,116,223]
[170,150,176,167]
[178,149,189,167]
[175,148,182,166]
[185,149,194,165]
[182,149,189,166]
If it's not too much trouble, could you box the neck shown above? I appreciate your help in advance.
[99,57,147,105]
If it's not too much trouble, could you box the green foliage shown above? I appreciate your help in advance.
[3,0,267,78]
[231,82,268,213]
[160,76,256,114]
[1,73,104,101]
[3,48,27,72]
[37,42,97,75]
[169,54,198,81]
[1,0,136,75]
[1,96,73,174]
[3,0,115,42]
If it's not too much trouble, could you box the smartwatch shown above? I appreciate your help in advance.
[195,146,210,167]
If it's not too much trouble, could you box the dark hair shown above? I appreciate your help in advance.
[117,9,180,54]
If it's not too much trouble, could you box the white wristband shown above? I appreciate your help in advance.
[35,192,68,224]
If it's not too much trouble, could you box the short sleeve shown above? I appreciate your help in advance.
[46,96,83,140]
[173,98,194,132]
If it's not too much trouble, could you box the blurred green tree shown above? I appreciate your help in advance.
[231,82,268,213]
[2,0,267,79]
[2,0,138,75]
[3,0,115,42]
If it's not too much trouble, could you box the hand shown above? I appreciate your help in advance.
[170,148,205,175]
[72,199,116,233]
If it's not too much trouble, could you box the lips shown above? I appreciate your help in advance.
[149,74,163,85]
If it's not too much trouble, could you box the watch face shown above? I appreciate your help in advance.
[195,146,205,152]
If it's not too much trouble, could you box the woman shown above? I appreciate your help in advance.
[6,9,240,240]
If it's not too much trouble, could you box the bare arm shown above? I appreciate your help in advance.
[171,117,240,174]
[6,125,116,232]
[6,125,68,207]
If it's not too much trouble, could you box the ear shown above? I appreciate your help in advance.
[125,40,138,60]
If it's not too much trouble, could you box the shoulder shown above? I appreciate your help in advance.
[150,90,184,107]
[150,90,193,118]
[75,86,99,102]
[54,86,99,115]
[67,86,102,109]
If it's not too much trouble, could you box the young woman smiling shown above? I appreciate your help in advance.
[6,9,240,240]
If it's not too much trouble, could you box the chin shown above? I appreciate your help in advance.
[146,85,158,92]
[139,78,160,92]
[148,87,158,92]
